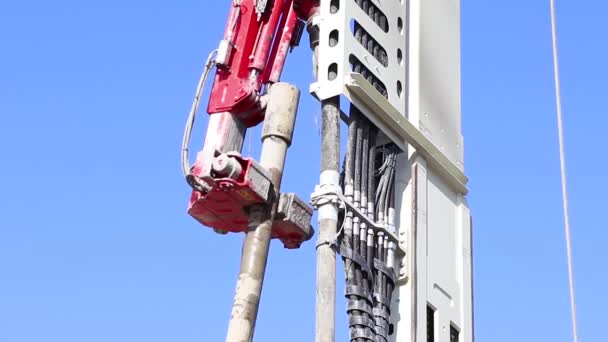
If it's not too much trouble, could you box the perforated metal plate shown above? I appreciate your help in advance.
[312,0,467,178]
[311,0,408,117]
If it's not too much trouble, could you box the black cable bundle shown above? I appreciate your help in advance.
[341,108,374,342]
[339,2,397,340]
[340,109,397,342]
[372,144,397,342]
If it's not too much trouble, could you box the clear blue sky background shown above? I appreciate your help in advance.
[1,1,606,341]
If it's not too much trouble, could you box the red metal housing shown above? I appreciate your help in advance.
[187,0,320,247]
[188,153,313,248]
[188,154,272,233]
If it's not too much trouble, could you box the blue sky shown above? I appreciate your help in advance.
[1,1,606,341]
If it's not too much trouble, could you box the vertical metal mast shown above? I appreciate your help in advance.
[310,0,473,341]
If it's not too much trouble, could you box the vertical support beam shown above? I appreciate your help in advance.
[225,83,300,342]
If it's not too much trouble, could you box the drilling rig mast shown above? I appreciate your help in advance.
[180,1,472,341]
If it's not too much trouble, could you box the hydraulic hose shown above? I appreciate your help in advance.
[181,50,218,178]
[340,3,399,338]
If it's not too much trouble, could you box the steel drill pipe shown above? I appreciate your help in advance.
[225,83,300,342]
[309,8,340,340]
[316,96,340,342]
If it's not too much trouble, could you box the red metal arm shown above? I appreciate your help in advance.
[206,0,317,127]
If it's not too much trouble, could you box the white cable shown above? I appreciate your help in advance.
[549,2,579,341]
[181,50,218,178]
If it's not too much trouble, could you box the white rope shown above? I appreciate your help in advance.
[549,2,579,341]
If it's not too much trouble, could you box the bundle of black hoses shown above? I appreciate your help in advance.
[337,2,397,340]
[338,105,397,342]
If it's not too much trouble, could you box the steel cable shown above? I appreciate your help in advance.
[549,1,579,341]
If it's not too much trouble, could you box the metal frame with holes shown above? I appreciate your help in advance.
[311,0,408,116]
[310,0,466,193]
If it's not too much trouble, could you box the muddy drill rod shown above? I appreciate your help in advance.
[225,83,301,342]
[308,8,340,340]
[316,96,340,342]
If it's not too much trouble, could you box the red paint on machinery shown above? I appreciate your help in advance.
[188,154,270,233]
[207,0,311,127]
